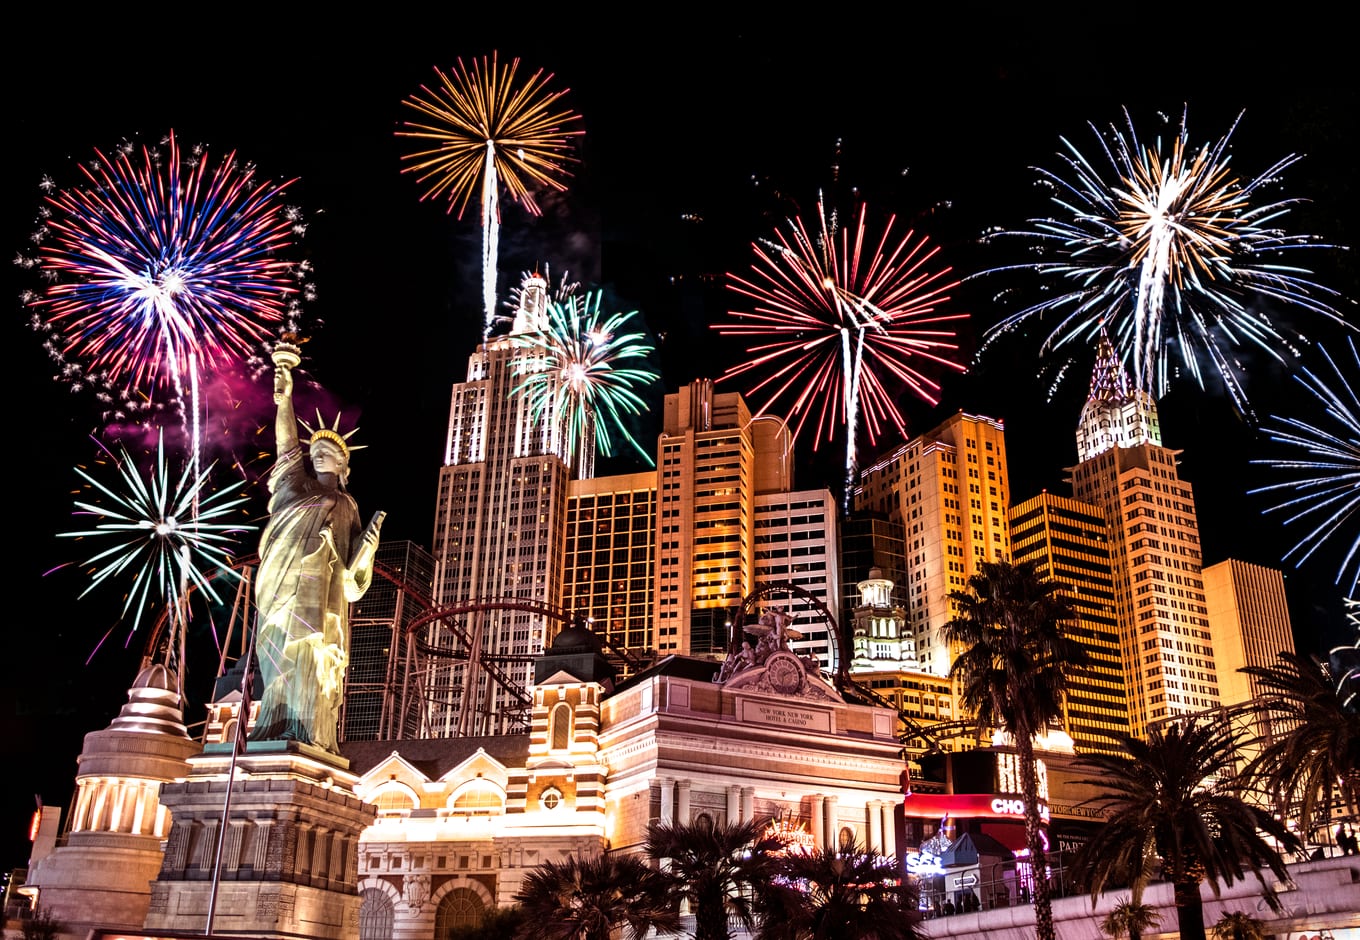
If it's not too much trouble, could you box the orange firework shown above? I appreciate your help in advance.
[398,52,583,219]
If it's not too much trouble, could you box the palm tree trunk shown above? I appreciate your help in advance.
[1174,879,1207,940]
[1018,733,1056,940]
[695,883,729,940]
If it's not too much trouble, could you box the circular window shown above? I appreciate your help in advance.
[541,787,562,810]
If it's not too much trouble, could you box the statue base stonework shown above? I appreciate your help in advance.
[144,743,375,939]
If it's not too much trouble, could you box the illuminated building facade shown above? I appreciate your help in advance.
[753,488,841,672]
[563,471,658,675]
[1008,492,1130,754]
[1202,558,1296,712]
[1068,333,1218,740]
[343,539,435,742]
[342,631,905,936]
[655,379,793,657]
[853,412,1011,678]
[429,274,572,737]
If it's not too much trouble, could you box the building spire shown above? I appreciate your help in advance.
[1076,325,1162,460]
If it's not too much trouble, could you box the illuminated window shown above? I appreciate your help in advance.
[450,783,505,816]
[371,788,415,814]
[550,702,573,751]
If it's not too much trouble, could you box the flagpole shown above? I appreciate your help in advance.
[206,624,256,935]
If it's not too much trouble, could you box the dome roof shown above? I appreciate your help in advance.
[549,624,597,652]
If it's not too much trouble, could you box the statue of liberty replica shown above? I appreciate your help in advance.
[251,338,385,753]
[147,338,385,937]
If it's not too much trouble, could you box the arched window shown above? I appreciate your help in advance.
[549,702,573,751]
[435,887,485,934]
[358,888,393,940]
[450,782,505,816]
[371,787,416,814]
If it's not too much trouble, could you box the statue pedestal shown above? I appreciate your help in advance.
[144,742,375,939]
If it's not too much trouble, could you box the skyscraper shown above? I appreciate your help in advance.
[1068,332,1218,740]
[853,412,1011,677]
[429,274,573,737]
[753,488,841,672]
[1202,558,1296,710]
[655,379,794,657]
[1008,492,1130,754]
[564,471,658,677]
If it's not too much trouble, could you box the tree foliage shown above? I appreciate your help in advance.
[1072,719,1300,940]
[644,817,781,940]
[943,559,1090,940]
[754,842,922,940]
[512,852,678,940]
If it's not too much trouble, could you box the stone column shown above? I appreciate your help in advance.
[659,778,674,824]
[741,787,754,823]
[676,780,691,826]
[824,795,839,847]
[880,802,896,857]
[868,800,883,853]
[727,785,741,823]
[811,795,825,850]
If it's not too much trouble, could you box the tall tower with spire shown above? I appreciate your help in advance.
[1068,331,1219,740]
[429,273,574,737]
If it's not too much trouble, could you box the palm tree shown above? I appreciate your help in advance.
[942,559,1091,940]
[644,817,781,940]
[754,842,923,940]
[512,852,679,940]
[1072,718,1301,940]
[1240,650,1360,843]
[1211,910,1267,940]
[1099,897,1161,940]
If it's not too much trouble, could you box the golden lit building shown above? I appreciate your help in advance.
[853,412,1011,678]
[1068,332,1218,740]
[655,379,793,657]
[1202,558,1296,710]
[564,471,658,674]
[1008,492,1131,754]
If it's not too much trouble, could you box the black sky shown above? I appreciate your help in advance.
[4,14,1356,872]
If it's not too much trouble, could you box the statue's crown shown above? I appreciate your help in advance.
[299,410,363,461]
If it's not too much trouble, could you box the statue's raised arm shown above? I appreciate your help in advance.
[250,339,384,754]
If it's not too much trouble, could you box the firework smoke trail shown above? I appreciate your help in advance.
[399,53,584,342]
[715,194,967,514]
[1251,338,1360,597]
[61,432,255,680]
[978,107,1348,412]
[511,289,659,476]
[24,132,305,476]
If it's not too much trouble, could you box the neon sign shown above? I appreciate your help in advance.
[905,851,945,877]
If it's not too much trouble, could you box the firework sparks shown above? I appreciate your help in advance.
[511,288,659,476]
[715,193,967,510]
[25,132,304,414]
[398,53,584,341]
[61,432,255,641]
[978,107,1348,412]
[1251,338,1360,596]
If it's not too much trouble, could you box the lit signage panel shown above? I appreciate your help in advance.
[904,792,1050,822]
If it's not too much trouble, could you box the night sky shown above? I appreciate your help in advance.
[4,14,1356,873]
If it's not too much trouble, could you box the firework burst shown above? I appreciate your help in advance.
[1251,338,1360,596]
[24,132,305,415]
[61,432,255,644]
[979,107,1348,413]
[511,288,659,475]
[398,53,584,340]
[715,193,967,510]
